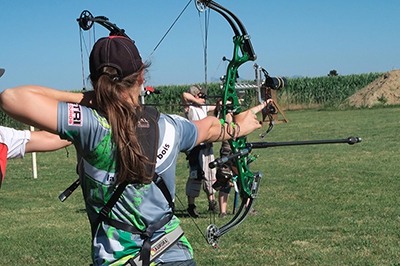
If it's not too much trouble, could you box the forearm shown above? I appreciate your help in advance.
[194,102,266,145]
[182,92,203,106]
[193,116,228,145]
[26,131,71,153]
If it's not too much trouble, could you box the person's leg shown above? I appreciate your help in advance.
[201,149,218,212]
[218,184,231,217]
[218,191,229,218]
[186,178,202,218]
[246,198,258,215]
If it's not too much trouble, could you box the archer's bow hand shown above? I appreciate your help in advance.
[233,105,266,137]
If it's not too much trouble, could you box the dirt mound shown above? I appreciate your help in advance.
[347,70,400,107]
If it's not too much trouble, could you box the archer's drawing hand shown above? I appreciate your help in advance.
[80,90,97,109]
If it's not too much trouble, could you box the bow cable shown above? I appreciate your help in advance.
[145,0,192,63]
[78,20,95,90]
[196,5,211,90]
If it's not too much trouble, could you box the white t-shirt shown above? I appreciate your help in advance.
[187,105,209,121]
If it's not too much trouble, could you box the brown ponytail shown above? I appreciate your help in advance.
[92,65,153,184]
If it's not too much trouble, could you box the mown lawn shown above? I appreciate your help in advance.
[0,107,399,265]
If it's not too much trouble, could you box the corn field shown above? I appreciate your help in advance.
[0,72,385,127]
[144,72,384,113]
[280,72,383,108]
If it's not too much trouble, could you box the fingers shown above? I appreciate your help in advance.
[231,107,262,137]
[249,102,265,115]
[251,110,258,120]
[249,99,274,115]
[248,109,261,125]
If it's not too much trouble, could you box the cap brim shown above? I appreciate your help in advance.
[0,69,5,78]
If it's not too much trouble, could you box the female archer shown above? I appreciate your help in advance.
[0,36,268,265]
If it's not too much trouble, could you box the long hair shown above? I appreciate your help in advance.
[91,65,153,184]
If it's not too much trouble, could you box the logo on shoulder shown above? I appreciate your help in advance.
[68,103,82,126]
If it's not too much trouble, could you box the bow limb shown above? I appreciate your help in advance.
[197,0,257,197]
[77,10,130,39]
[196,0,261,248]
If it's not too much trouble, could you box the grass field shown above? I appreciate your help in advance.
[0,107,399,265]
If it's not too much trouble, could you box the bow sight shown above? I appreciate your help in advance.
[258,66,287,91]
[254,63,287,103]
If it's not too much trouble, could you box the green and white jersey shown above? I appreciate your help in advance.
[58,103,198,266]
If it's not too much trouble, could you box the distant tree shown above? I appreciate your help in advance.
[328,70,339,76]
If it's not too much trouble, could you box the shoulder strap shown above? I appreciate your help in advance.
[95,106,160,226]
[97,181,128,221]
[136,106,160,179]
[137,107,173,208]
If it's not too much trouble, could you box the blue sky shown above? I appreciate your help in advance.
[1,0,399,91]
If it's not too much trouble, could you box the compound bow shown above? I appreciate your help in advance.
[62,2,362,251]
[195,0,361,249]
[195,0,261,249]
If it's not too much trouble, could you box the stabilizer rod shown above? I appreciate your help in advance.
[59,178,80,202]
[248,136,361,149]
[209,137,362,169]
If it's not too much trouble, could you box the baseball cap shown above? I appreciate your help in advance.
[188,85,207,96]
[0,68,5,78]
[89,36,142,81]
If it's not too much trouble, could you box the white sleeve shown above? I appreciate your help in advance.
[0,126,30,159]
